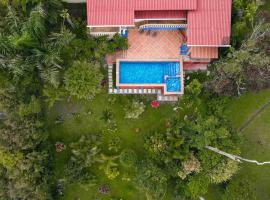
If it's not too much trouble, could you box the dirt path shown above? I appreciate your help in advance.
[239,100,270,132]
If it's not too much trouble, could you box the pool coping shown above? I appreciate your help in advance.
[116,58,184,95]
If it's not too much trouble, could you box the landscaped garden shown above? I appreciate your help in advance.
[0,0,270,200]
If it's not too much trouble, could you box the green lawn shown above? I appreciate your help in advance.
[224,89,270,129]
[47,91,178,200]
[206,89,270,200]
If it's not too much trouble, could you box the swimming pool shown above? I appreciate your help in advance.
[117,60,183,94]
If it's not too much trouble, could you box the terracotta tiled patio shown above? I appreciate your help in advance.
[117,29,183,60]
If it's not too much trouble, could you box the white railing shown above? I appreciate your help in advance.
[139,24,187,30]
[90,32,118,38]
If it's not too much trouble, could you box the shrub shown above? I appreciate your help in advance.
[64,61,103,100]
[209,159,239,184]
[184,175,210,200]
[134,160,167,200]
[119,149,137,167]
[97,154,120,180]
[18,96,41,117]
[108,137,122,153]
[125,101,145,119]
[43,85,65,108]
[144,132,169,161]
[178,154,201,179]
[105,167,120,180]
[66,135,101,184]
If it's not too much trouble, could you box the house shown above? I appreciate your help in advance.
[86,0,232,101]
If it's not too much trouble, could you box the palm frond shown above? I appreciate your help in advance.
[22,4,46,40]
[5,6,22,32]
[40,66,60,88]
[0,33,14,56]
[48,28,75,50]
[32,48,63,70]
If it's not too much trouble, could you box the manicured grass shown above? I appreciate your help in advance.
[224,89,270,129]
[47,91,178,200]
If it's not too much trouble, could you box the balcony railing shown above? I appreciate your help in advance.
[139,24,187,31]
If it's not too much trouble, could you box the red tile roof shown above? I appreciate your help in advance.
[191,47,219,59]
[87,0,232,46]
[87,0,134,26]
[87,0,197,26]
[135,10,186,20]
[187,0,232,46]
[134,0,197,11]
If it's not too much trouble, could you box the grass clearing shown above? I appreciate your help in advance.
[224,89,270,129]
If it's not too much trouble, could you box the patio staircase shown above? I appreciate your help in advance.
[108,65,113,89]
[157,94,179,102]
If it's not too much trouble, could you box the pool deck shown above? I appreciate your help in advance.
[107,29,183,63]
[116,58,184,95]
[125,29,183,59]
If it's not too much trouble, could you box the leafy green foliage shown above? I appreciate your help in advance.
[199,150,239,184]
[178,154,201,179]
[209,21,270,96]
[134,160,167,200]
[209,159,239,184]
[108,137,122,153]
[97,154,120,180]
[144,129,190,164]
[0,117,50,200]
[101,108,113,123]
[119,149,137,167]
[231,0,259,46]
[66,135,100,184]
[0,118,47,151]
[18,95,41,117]
[64,61,103,100]
[42,85,64,108]
[125,100,145,119]
[0,150,51,200]
[184,175,210,200]
[107,34,128,53]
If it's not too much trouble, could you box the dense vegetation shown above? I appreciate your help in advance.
[0,0,269,200]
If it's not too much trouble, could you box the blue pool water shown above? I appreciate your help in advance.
[119,61,181,92]
[166,77,181,92]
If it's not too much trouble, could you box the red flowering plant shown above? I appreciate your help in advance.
[151,100,160,108]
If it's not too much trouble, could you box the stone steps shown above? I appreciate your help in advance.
[108,65,113,90]
[157,94,179,102]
